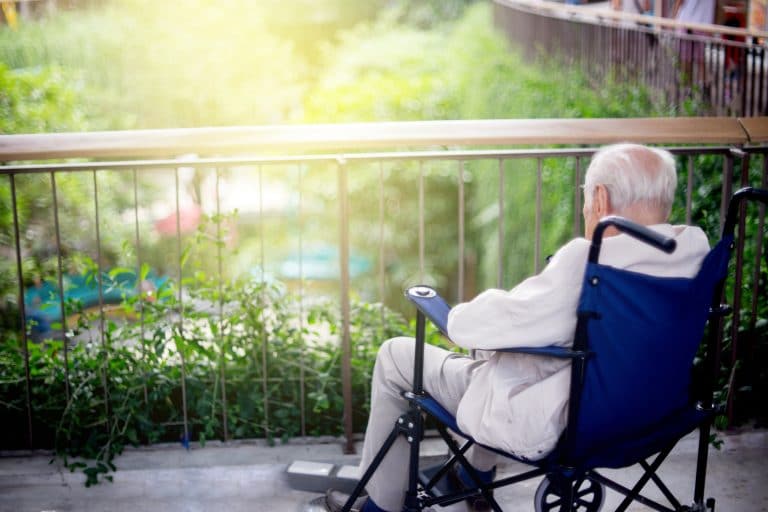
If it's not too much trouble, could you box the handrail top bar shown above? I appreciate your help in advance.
[0,145,737,173]
[496,0,768,40]
[0,117,756,163]
[737,118,768,143]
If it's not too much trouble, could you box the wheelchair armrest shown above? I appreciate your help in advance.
[496,346,590,359]
[405,285,451,336]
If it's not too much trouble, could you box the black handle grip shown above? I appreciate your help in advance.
[723,187,768,238]
[589,216,676,264]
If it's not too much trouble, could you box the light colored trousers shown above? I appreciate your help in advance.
[360,337,497,512]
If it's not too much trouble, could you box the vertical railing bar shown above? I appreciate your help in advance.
[457,160,466,303]
[748,48,757,116]
[760,47,764,115]
[727,151,750,424]
[749,155,767,326]
[746,153,762,420]
[759,48,765,115]
[720,154,734,235]
[719,41,726,114]
[497,159,505,289]
[216,167,229,442]
[10,174,34,448]
[713,152,735,387]
[418,160,425,283]
[174,167,189,447]
[338,158,354,454]
[686,156,694,225]
[92,170,110,437]
[535,158,543,274]
[50,172,70,401]
[258,165,269,439]
[379,161,386,333]
[574,157,582,238]
[132,169,148,408]
[642,29,648,88]
[297,163,306,438]
[740,46,748,116]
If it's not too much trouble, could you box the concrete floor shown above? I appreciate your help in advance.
[0,430,765,512]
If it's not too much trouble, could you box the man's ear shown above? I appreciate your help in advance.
[594,184,611,217]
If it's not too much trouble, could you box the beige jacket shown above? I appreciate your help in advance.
[446,224,711,460]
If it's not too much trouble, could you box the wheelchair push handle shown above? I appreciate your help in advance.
[589,216,676,264]
[723,187,768,238]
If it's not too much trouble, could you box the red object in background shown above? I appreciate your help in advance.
[154,205,202,235]
[721,3,746,72]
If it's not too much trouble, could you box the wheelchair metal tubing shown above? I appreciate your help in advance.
[559,316,590,460]
[589,471,676,512]
[413,311,426,395]
[614,446,674,512]
[422,430,472,491]
[431,423,503,512]
[560,473,576,512]
[693,418,713,506]
[694,304,727,504]
[341,425,403,512]
[722,187,768,238]
[402,312,428,511]
[640,460,682,510]
[404,412,424,512]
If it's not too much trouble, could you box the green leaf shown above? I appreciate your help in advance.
[108,267,134,279]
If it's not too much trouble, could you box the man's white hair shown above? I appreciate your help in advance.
[583,143,677,220]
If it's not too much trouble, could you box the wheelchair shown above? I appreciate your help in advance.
[339,187,768,512]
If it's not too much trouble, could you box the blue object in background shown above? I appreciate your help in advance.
[278,245,372,280]
[24,269,167,338]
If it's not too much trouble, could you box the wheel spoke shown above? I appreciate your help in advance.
[547,497,563,505]
[544,497,563,510]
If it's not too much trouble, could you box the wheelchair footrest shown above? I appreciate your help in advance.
[419,462,456,497]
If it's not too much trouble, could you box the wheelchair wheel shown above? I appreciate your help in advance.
[534,476,605,512]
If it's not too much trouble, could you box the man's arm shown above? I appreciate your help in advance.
[446,238,589,351]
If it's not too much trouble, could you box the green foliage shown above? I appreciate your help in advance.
[0,262,410,482]
[0,63,88,134]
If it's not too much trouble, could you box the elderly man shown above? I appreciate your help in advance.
[324,144,711,512]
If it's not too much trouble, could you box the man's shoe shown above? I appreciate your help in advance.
[446,466,493,512]
[324,488,369,512]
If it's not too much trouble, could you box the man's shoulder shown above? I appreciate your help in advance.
[547,237,591,269]
[659,224,711,253]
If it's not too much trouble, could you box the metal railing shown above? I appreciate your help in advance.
[1,118,766,453]
[494,0,768,117]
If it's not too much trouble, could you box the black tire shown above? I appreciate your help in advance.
[534,475,605,512]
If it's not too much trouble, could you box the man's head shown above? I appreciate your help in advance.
[583,143,677,240]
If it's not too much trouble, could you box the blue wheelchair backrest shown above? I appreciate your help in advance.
[566,236,732,467]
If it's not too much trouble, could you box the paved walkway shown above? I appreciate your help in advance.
[0,430,765,512]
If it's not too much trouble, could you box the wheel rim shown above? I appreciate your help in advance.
[534,476,605,512]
